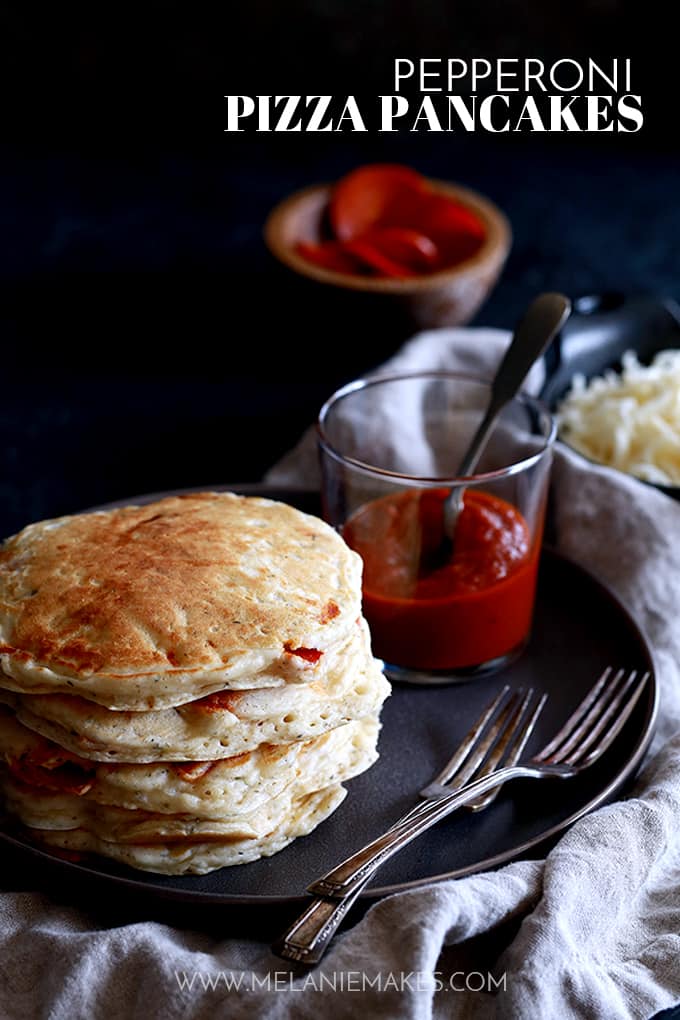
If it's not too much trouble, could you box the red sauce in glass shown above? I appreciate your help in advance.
[343,488,541,670]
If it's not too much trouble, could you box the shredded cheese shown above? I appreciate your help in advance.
[557,349,680,484]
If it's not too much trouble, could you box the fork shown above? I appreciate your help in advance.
[272,667,650,963]
[272,685,541,964]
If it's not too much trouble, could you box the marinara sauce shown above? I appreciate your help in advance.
[343,487,540,670]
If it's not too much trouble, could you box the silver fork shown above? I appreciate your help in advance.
[273,667,650,964]
[272,685,542,965]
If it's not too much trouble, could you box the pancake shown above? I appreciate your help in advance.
[0,642,388,763]
[0,492,363,710]
[0,708,379,817]
[2,731,367,841]
[20,785,346,875]
[0,491,390,875]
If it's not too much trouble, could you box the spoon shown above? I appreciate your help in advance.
[438,291,572,558]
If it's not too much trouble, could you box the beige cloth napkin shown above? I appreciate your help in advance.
[3,329,680,1020]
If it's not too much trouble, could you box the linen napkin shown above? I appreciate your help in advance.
[3,328,680,1020]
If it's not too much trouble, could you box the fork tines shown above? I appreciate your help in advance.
[534,667,650,768]
[418,666,650,806]
[419,685,545,805]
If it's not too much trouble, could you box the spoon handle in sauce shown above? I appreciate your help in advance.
[443,292,571,540]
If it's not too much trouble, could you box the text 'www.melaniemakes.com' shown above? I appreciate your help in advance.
[174,969,508,993]
[225,57,642,133]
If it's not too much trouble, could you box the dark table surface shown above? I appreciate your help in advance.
[1,134,679,538]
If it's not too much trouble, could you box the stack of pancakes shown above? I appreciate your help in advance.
[0,493,389,874]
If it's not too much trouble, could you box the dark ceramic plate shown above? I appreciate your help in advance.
[0,486,657,905]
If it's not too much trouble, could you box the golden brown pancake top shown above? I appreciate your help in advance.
[0,492,362,707]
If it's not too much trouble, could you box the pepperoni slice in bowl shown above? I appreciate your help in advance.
[329,164,427,242]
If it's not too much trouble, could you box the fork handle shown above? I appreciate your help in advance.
[273,811,416,963]
[275,774,523,964]
[308,763,551,898]
[275,762,565,964]
[272,805,427,963]
[272,884,366,964]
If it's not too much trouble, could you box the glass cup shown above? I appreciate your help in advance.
[317,372,556,685]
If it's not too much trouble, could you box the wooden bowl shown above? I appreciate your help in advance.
[264,178,512,329]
